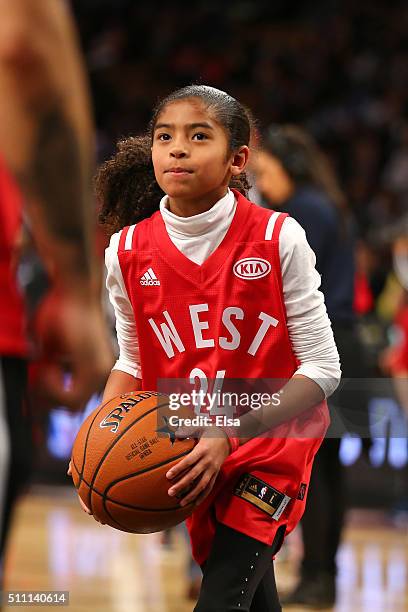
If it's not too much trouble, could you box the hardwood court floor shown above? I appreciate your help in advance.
[4,486,408,612]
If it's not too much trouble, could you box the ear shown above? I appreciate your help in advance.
[230,145,250,176]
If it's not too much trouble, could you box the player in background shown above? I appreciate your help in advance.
[0,0,113,589]
[91,85,341,611]
[253,125,367,608]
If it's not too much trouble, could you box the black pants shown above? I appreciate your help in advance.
[194,523,285,612]
[300,322,370,578]
[0,357,31,577]
[301,437,344,576]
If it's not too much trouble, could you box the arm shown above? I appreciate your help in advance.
[103,231,143,401]
[0,0,94,283]
[272,217,341,397]
[72,370,141,518]
[69,231,143,513]
[103,370,142,402]
[0,0,113,408]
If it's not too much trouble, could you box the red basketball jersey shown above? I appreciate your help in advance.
[117,190,329,564]
[0,156,27,357]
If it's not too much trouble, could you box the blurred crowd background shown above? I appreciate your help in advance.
[74,0,408,239]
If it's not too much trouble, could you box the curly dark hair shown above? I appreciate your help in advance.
[97,85,253,236]
[96,135,163,236]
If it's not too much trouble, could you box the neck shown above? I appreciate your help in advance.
[167,187,229,218]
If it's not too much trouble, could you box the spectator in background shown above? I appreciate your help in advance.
[253,125,369,608]
[382,232,408,412]
[379,230,408,516]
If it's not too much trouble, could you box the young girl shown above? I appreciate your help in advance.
[95,86,341,611]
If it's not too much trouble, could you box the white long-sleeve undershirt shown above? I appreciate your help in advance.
[105,189,341,398]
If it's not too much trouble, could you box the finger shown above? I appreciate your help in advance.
[193,473,217,507]
[179,472,214,507]
[168,464,204,498]
[78,495,92,515]
[166,444,204,480]
[67,461,72,476]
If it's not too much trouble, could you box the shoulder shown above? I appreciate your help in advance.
[105,230,123,276]
[288,187,338,228]
[292,186,335,213]
[242,194,307,253]
[277,215,323,285]
[106,212,160,257]
[279,216,310,261]
[105,230,122,259]
[278,217,321,292]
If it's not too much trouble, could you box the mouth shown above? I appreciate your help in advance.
[165,167,194,175]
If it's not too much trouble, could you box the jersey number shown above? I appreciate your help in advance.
[189,368,234,418]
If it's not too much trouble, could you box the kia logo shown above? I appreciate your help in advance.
[233,258,271,279]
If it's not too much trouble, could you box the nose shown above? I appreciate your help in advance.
[170,147,187,159]
[169,139,189,159]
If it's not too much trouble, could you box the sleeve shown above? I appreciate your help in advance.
[279,217,341,398]
[105,231,142,379]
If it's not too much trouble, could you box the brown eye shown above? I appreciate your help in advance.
[192,133,208,141]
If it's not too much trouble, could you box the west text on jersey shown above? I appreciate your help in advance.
[147,304,279,358]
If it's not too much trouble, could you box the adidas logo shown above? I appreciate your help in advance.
[140,268,160,286]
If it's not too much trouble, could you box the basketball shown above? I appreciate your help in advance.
[70,391,196,533]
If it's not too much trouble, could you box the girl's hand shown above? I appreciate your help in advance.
[166,427,231,508]
[67,461,100,519]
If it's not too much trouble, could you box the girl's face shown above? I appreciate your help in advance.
[152,99,247,210]
[253,150,294,206]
